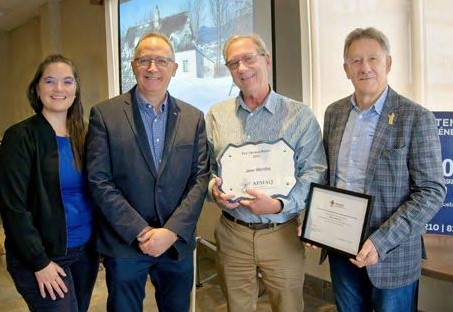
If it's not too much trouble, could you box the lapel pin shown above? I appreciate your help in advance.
[388,112,395,125]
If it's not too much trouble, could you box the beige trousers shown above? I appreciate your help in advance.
[214,215,306,312]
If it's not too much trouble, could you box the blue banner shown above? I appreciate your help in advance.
[426,112,453,235]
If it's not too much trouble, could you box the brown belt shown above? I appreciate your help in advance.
[222,211,293,230]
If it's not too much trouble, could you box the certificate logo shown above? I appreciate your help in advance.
[241,178,251,192]
[330,200,344,209]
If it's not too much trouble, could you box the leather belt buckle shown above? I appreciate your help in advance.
[222,211,282,230]
[248,223,271,230]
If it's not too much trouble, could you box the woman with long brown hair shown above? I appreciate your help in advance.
[0,54,98,311]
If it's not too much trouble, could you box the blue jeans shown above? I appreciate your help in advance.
[103,250,193,312]
[6,242,99,312]
[328,252,418,312]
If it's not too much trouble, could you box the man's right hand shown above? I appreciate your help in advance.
[212,177,240,209]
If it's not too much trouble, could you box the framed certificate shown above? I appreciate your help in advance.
[301,183,373,258]
[218,139,296,202]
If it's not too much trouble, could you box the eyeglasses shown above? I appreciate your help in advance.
[41,77,76,87]
[134,56,174,69]
[225,53,265,70]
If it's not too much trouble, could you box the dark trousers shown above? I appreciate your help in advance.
[6,242,99,312]
[329,252,418,312]
[103,251,193,312]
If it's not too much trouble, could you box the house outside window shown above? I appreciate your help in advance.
[182,59,189,73]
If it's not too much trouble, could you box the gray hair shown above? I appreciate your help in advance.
[223,34,269,62]
[133,32,175,59]
[343,27,390,61]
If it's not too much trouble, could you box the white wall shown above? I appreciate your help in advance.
[0,0,108,137]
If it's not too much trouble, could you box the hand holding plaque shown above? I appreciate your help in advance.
[218,139,296,202]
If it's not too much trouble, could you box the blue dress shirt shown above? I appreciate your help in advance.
[135,89,168,170]
[335,87,389,192]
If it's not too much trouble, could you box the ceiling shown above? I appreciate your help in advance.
[0,0,55,32]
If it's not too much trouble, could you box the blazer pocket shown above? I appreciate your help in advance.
[174,143,194,149]
[381,145,407,158]
[174,143,194,156]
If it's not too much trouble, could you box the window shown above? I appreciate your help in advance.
[117,0,274,112]
[182,59,189,73]
[301,0,452,121]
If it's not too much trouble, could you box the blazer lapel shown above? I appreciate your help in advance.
[124,90,158,177]
[364,87,398,192]
[158,96,180,175]
[328,100,351,185]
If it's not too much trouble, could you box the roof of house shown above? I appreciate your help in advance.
[123,11,195,52]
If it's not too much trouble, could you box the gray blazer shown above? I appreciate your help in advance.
[323,86,445,288]
[86,87,209,259]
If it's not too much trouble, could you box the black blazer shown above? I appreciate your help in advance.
[86,87,209,259]
[0,114,67,271]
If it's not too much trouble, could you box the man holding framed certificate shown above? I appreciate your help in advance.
[322,27,445,312]
[301,183,374,259]
[205,34,327,312]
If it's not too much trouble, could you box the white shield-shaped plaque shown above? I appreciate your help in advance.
[219,139,296,202]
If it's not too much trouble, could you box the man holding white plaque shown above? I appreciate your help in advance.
[205,34,327,312]
[322,27,446,312]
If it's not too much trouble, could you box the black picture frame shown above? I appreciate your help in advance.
[301,183,373,258]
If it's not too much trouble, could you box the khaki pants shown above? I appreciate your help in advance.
[215,215,306,312]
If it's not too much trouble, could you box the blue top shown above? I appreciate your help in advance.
[57,136,93,248]
[135,88,168,170]
[335,86,388,192]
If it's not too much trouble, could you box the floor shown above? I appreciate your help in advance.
[0,227,337,312]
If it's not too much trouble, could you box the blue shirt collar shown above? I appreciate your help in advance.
[235,87,277,114]
[135,88,168,114]
[349,85,388,115]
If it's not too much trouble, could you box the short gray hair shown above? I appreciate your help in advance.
[343,27,390,61]
[133,32,175,59]
[223,34,269,62]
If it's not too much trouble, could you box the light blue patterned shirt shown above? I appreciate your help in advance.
[135,89,168,170]
[335,87,388,192]
[206,89,327,223]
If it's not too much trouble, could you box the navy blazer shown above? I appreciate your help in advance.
[323,87,445,288]
[86,87,209,259]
